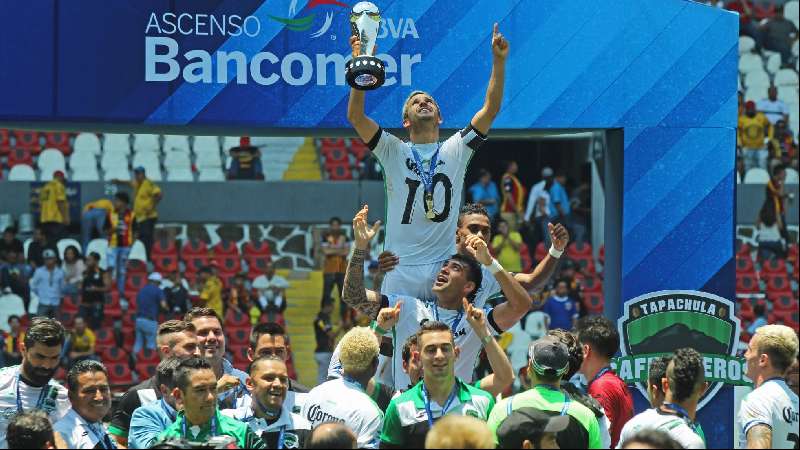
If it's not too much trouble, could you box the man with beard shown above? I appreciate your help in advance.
[184,307,248,409]
[110,320,199,447]
[222,356,311,449]
[54,360,115,449]
[0,317,71,448]
[347,22,508,302]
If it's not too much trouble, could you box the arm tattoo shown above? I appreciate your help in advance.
[343,248,381,318]
[747,424,772,449]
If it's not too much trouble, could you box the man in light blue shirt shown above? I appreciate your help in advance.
[29,249,65,317]
[468,169,501,219]
[128,357,181,449]
[548,172,571,224]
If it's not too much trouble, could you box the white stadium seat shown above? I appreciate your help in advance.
[133,134,161,153]
[739,36,755,54]
[103,134,131,155]
[744,168,770,184]
[142,166,163,181]
[164,151,191,169]
[765,53,782,75]
[744,70,770,90]
[103,167,131,181]
[86,239,109,269]
[198,168,226,181]
[222,136,242,151]
[786,168,799,184]
[163,135,191,153]
[37,148,66,173]
[73,133,102,155]
[68,149,97,170]
[193,136,221,154]
[774,69,799,87]
[71,167,100,182]
[132,151,160,169]
[195,150,222,168]
[167,168,195,181]
[128,240,148,263]
[738,53,763,74]
[786,1,799,29]
[101,152,129,171]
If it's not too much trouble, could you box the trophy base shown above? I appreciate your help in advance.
[346,55,386,90]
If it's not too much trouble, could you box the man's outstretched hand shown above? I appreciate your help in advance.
[491,23,509,60]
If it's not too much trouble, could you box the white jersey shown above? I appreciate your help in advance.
[301,378,383,449]
[0,365,71,448]
[54,408,115,449]
[738,379,799,449]
[235,390,308,416]
[617,408,706,449]
[222,404,311,449]
[370,126,485,266]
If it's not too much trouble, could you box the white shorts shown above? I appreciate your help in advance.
[380,261,445,302]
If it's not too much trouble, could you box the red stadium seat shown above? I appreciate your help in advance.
[153,238,178,257]
[153,254,178,274]
[243,241,272,277]
[320,138,346,148]
[770,294,798,312]
[94,329,116,351]
[43,132,72,155]
[231,345,250,370]
[61,294,79,314]
[534,242,547,262]
[736,256,756,275]
[227,327,250,347]
[107,363,134,391]
[598,245,605,264]
[736,273,760,294]
[124,272,148,293]
[321,144,348,164]
[348,139,369,161]
[12,130,42,154]
[519,242,533,272]
[0,129,10,155]
[137,348,160,365]
[7,148,33,167]
[772,310,799,331]
[101,347,128,364]
[137,362,158,381]
[325,162,353,180]
[577,258,596,275]
[216,256,242,275]
[126,259,148,275]
[583,293,604,315]
[57,312,75,328]
[736,240,752,257]
[760,259,788,276]
[182,240,210,274]
[225,310,251,329]
[764,274,792,295]
[738,300,755,322]
[567,242,593,260]
[582,277,603,294]
[213,241,240,257]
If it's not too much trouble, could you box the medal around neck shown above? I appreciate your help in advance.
[345,2,385,90]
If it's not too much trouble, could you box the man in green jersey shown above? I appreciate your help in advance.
[379,320,495,448]
[155,357,265,448]
[488,336,603,448]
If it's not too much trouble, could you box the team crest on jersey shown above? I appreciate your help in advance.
[616,290,749,410]
[283,432,300,449]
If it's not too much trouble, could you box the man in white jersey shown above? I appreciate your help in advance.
[617,348,707,449]
[301,327,384,449]
[738,324,799,449]
[347,22,509,301]
[0,318,71,448]
[342,205,533,390]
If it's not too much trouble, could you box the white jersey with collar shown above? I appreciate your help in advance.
[370,126,485,266]
[738,378,799,449]
[301,378,384,449]
[54,408,113,449]
[222,403,311,435]
[0,365,71,448]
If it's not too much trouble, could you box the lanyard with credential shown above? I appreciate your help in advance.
[182,414,217,439]
[662,403,703,438]
[410,143,441,220]
[421,382,458,428]
[86,422,116,449]
[275,425,287,450]
[15,374,49,413]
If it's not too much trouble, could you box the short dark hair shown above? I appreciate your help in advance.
[88,252,101,262]
[621,429,682,449]
[249,322,287,351]
[448,253,483,302]
[305,422,357,449]
[158,320,196,337]
[7,315,20,325]
[547,329,583,380]
[6,410,54,449]
[648,356,671,391]
[115,192,130,204]
[417,321,453,345]
[174,357,214,392]
[402,334,419,364]
[3,226,16,235]
[249,355,287,375]
[667,348,704,403]
[156,357,183,391]
[329,217,342,225]
[457,203,490,227]
[577,316,619,360]
[184,307,222,326]
[66,359,109,392]
[23,318,66,349]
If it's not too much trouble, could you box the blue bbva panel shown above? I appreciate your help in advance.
[0,0,737,445]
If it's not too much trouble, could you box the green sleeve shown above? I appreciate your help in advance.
[587,414,603,449]
[487,398,509,445]
[243,427,267,449]
[378,400,405,447]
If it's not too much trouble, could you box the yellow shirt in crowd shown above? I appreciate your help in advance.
[133,179,161,222]
[83,198,114,213]
[738,113,772,150]
[71,329,96,353]
[491,232,524,273]
[200,276,224,318]
[39,180,67,224]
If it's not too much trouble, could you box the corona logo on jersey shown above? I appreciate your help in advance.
[615,290,750,410]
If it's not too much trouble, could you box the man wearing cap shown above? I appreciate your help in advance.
[134,272,168,357]
[496,407,570,449]
[38,170,70,247]
[379,320,496,449]
[113,166,162,259]
[738,100,773,171]
[29,249,66,317]
[488,336,603,449]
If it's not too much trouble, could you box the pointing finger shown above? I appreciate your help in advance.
[493,22,498,36]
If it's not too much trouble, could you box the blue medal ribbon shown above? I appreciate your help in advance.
[432,302,463,337]
[421,382,458,428]
[410,143,441,218]
[86,422,116,449]
[662,402,702,437]
[15,374,49,413]
[276,425,287,450]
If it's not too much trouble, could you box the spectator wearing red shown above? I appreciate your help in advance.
[577,315,633,448]
[107,192,134,296]
[227,145,263,180]
[500,160,526,232]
